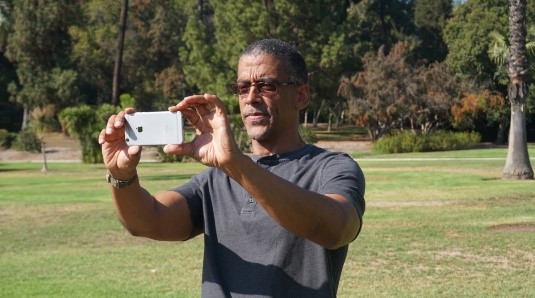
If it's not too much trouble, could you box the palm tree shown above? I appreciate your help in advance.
[501,0,533,180]
[488,26,535,75]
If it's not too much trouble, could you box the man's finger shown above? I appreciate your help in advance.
[163,143,193,157]
[127,145,142,156]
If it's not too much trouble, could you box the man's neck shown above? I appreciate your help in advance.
[251,138,306,156]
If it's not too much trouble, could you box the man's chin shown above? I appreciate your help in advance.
[246,126,271,141]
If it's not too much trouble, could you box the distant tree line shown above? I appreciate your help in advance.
[0,0,534,144]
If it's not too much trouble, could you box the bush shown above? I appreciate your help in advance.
[119,93,136,109]
[373,131,481,154]
[14,130,42,153]
[156,146,187,163]
[299,126,318,144]
[155,131,197,163]
[0,129,15,149]
[59,104,121,163]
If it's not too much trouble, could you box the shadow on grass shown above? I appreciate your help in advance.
[0,168,23,172]
[0,164,34,172]
[481,177,501,181]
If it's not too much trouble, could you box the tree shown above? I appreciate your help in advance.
[0,0,12,45]
[502,0,533,180]
[181,0,378,128]
[29,105,56,172]
[443,0,509,84]
[413,0,452,62]
[111,0,128,106]
[70,0,189,109]
[59,104,120,163]
[451,90,507,142]
[444,0,535,143]
[5,1,81,130]
[409,62,463,133]
[340,42,463,140]
[68,1,119,104]
[487,26,535,143]
[0,0,20,131]
[488,25,535,85]
[341,42,416,140]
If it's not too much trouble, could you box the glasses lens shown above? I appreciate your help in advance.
[231,81,282,96]
[257,82,277,94]
[230,83,249,95]
[238,83,251,95]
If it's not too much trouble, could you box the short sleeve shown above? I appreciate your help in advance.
[320,154,366,236]
[173,170,208,237]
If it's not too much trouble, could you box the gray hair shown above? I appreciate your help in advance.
[240,39,308,84]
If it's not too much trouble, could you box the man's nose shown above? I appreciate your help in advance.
[243,86,262,104]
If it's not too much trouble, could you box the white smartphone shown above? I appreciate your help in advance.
[124,111,184,146]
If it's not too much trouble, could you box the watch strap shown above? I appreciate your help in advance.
[106,173,138,189]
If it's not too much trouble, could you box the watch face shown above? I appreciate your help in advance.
[107,174,138,189]
[116,181,128,188]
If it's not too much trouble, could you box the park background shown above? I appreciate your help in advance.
[1,0,534,297]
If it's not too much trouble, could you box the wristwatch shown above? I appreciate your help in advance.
[106,173,138,189]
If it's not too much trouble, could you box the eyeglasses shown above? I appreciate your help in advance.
[229,80,301,97]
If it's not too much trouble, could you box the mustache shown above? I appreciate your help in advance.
[242,108,269,117]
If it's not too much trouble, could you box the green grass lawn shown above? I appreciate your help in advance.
[1,148,534,297]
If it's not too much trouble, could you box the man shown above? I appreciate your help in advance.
[99,39,365,297]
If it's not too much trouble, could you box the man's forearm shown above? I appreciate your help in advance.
[111,181,159,236]
[222,155,359,249]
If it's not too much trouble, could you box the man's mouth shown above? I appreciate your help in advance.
[244,111,269,121]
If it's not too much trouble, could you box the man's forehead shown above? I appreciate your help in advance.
[237,54,285,79]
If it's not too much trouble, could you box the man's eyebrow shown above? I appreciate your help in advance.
[237,77,276,83]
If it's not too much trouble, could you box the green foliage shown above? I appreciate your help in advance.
[443,0,509,82]
[373,131,481,154]
[156,146,186,163]
[2,0,534,143]
[413,0,452,62]
[179,17,220,94]
[119,93,135,109]
[59,104,120,163]
[487,26,535,86]
[4,1,81,116]
[346,0,416,56]
[13,129,41,153]
[70,0,189,109]
[299,126,318,144]
[0,128,15,148]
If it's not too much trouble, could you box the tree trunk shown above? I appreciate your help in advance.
[312,99,325,128]
[111,0,128,105]
[327,113,332,132]
[41,140,48,172]
[503,101,533,179]
[197,0,204,19]
[21,106,29,131]
[502,0,533,180]
[495,118,507,145]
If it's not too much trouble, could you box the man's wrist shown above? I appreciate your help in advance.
[106,172,138,189]
[107,168,137,181]
[221,153,256,184]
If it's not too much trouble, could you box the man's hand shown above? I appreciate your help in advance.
[98,107,142,179]
[164,94,242,168]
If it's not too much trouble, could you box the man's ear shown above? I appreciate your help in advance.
[295,84,310,111]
